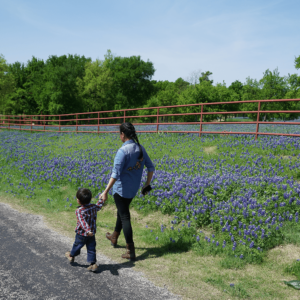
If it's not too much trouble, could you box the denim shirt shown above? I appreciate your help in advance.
[111,140,155,199]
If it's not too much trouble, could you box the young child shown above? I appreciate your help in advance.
[65,188,104,272]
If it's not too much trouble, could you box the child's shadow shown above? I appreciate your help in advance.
[71,260,135,275]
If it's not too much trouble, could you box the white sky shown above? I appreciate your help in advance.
[1,0,299,86]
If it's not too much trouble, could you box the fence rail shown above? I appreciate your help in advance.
[1,98,300,139]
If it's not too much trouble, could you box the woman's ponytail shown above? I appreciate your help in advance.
[120,122,143,159]
[132,132,143,159]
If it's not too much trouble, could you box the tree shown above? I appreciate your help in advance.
[285,55,300,117]
[286,74,300,98]
[174,77,190,93]
[240,77,264,120]
[177,80,220,122]
[295,55,300,70]
[260,68,288,100]
[259,68,290,121]
[7,58,45,115]
[214,82,240,121]
[0,54,15,113]
[140,78,190,123]
[199,71,213,84]
[37,54,91,115]
[76,59,113,112]
[104,50,156,110]
[228,80,243,100]
[240,69,294,121]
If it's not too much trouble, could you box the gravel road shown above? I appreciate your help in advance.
[0,202,181,300]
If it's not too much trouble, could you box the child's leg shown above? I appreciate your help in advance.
[86,235,97,264]
[70,234,87,258]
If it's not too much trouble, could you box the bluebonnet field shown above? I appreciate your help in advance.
[8,118,300,135]
[1,122,300,264]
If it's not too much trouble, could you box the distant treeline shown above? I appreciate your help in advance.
[0,50,300,122]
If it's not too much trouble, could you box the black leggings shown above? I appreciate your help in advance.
[114,193,133,244]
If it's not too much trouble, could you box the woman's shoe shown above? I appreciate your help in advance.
[121,243,136,261]
[106,231,120,247]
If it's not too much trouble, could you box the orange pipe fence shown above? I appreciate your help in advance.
[1,98,300,139]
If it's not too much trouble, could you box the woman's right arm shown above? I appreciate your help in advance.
[145,171,154,186]
[143,147,155,174]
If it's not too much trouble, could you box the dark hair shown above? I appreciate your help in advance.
[120,122,143,159]
[76,188,92,205]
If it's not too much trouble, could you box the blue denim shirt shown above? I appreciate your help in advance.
[111,140,155,199]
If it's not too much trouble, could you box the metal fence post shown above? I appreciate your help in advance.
[156,108,160,133]
[199,104,203,137]
[76,114,78,133]
[123,111,126,123]
[98,112,100,134]
[59,115,61,132]
[255,101,261,140]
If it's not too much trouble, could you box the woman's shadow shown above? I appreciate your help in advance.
[70,240,192,275]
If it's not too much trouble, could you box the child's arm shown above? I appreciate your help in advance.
[95,198,104,211]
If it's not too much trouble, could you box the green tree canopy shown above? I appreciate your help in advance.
[228,80,243,101]
[199,71,213,84]
[37,54,91,114]
[295,55,300,70]
[104,50,156,110]
[7,57,45,114]
[0,54,15,113]
[76,59,113,112]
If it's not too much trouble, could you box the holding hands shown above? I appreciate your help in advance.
[99,192,108,202]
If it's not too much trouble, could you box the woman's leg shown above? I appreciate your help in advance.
[114,193,133,244]
[114,209,122,233]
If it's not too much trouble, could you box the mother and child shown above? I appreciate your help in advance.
[65,122,155,272]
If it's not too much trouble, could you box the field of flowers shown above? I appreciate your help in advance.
[1,125,300,265]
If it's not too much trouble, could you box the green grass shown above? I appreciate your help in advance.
[1,130,300,299]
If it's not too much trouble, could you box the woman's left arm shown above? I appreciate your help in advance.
[100,149,125,201]
[100,177,117,201]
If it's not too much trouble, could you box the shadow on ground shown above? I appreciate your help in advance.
[70,240,192,275]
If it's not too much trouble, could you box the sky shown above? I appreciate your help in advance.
[1,0,300,86]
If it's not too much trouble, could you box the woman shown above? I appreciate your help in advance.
[100,122,155,261]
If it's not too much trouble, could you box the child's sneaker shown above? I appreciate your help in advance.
[87,263,98,272]
[65,251,74,263]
